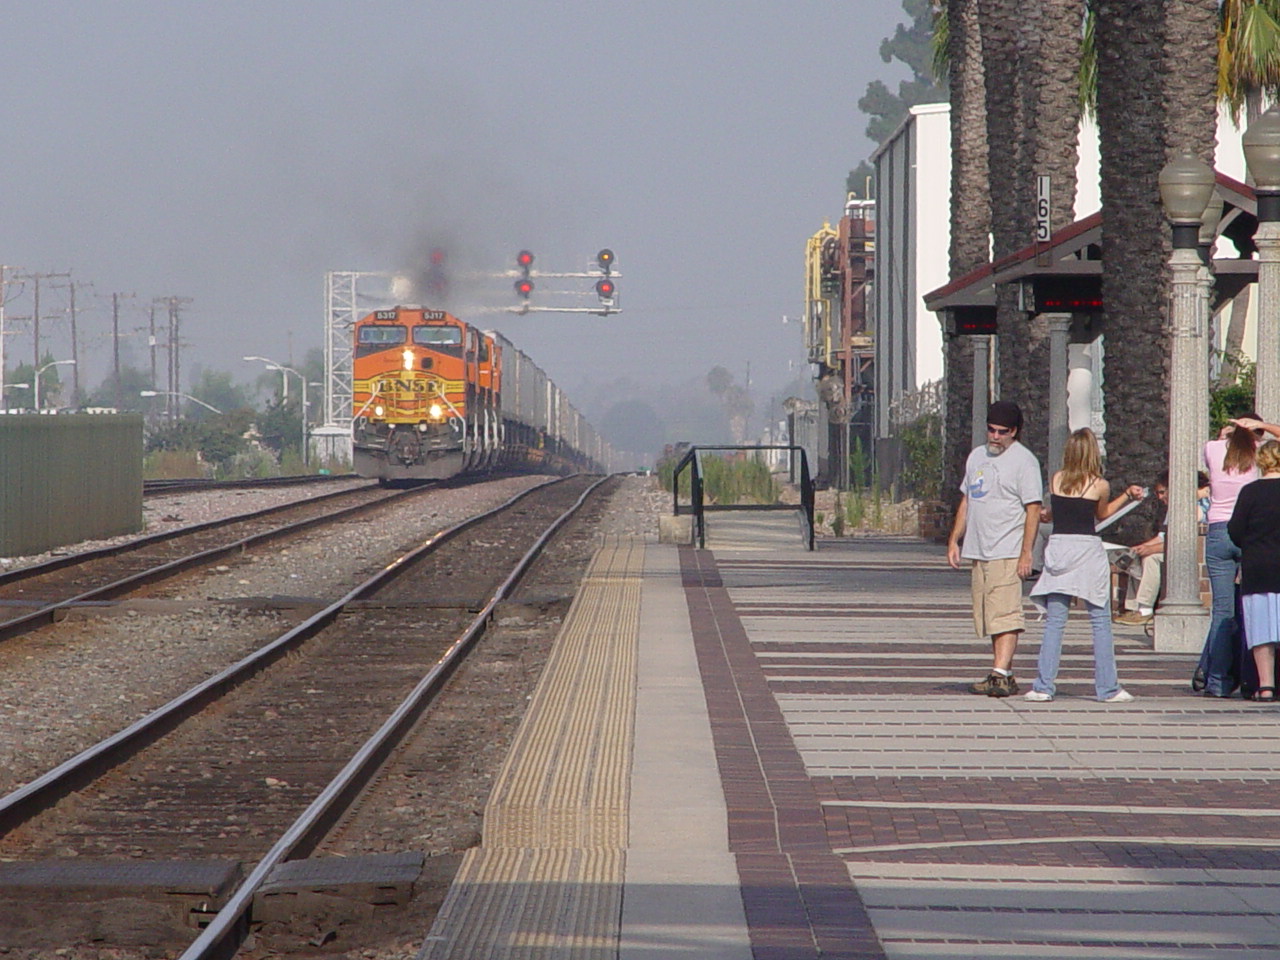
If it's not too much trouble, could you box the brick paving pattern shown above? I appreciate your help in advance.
[685,530,1280,959]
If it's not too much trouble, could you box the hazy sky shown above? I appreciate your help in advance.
[2,1,908,423]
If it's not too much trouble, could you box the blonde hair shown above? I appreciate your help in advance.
[1059,428,1103,496]
[1258,440,1280,475]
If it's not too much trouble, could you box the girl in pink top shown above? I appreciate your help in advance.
[1198,414,1280,696]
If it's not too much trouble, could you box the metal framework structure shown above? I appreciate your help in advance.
[322,270,394,429]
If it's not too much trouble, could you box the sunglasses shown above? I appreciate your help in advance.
[987,425,1013,436]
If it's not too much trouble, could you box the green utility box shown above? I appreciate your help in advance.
[0,414,144,558]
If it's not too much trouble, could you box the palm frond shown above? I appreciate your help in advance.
[1079,2,1097,119]
[1220,0,1280,124]
[932,2,950,85]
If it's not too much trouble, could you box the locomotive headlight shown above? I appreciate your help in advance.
[402,349,414,371]
[417,421,429,432]
[429,403,443,419]
[374,404,385,417]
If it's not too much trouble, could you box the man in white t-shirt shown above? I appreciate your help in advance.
[947,401,1043,697]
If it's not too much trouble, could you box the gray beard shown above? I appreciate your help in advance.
[987,442,1007,456]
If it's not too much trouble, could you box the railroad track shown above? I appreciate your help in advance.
[0,480,419,643]
[143,474,358,496]
[0,473,606,958]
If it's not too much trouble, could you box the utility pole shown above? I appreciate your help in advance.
[148,303,157,397]
[70,282,79,405]
[60,280,83,406]
[0,265,15,403]
[111,293,125,410]
[155,296,192,423]
[18,270,71,373]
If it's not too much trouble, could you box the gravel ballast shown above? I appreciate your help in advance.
[0,473,668,960]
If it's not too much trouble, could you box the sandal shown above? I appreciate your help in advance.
[1191,667,1207,692]
[1252,687,1277,702]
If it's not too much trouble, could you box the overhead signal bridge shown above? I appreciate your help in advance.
[506,248,621,317]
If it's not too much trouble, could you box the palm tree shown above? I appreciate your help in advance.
[977,0,1083,466]
[941,0,988,505]
[1093,0,1217,490]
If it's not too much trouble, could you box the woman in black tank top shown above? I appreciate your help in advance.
[1026,428,1144,703]
[1050,493,1100,536]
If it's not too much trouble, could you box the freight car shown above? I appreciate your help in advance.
[351,306,608,482]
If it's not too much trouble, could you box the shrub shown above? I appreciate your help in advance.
[900,413,942,501]
[143,449,204,480]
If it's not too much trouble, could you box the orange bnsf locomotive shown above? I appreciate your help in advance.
[351,306,608,481]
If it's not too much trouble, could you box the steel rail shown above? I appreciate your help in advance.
[177,473,607,960]
[0,475,595,841]
[0,481,380,588]
[143,474,358,496]
[0,484,427,643]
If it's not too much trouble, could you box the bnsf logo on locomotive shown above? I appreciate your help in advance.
[372,376,440,393]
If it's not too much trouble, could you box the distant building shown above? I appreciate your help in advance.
[869,102,949,449]
[802,198,875,489]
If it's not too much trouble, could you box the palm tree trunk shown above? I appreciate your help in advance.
[980,0,1082,468]
[979,0,1035,451]
[1095,0,1171,488]
[943,0,989,508]
[1022,0,1084,471]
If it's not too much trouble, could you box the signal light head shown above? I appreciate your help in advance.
[516,250,534,268]
[595,278,616,300]
[596,248,615,273]
[430,247,446,265]
[515,278,534,299]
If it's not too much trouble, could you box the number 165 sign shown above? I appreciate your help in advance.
[1036,175,1051,243]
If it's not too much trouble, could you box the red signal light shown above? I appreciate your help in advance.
[516,250,534,269]
[430,247,446,265]
[514,278,534,299]
[595,278,616,300]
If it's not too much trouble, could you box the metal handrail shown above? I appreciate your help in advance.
[671,445,814,550]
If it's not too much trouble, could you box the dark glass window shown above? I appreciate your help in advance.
[414,325,463,345]
[358,324,406,345]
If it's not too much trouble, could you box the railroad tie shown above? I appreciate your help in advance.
[419,535,644,960]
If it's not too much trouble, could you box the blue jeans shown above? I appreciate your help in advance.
[1032,593,1122,700]
[1199,522,1242,696]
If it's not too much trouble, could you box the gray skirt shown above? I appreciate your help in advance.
[1030,533,1111,610]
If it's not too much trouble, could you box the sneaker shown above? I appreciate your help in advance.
[969,673,1000,695]
[1101,689,1135,703]
[988,673,1018,698]
[970,673,1018,696]
[1115,610,1153,626]
[1024,689,1053,702]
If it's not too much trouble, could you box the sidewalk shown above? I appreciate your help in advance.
[419,514,1280,959]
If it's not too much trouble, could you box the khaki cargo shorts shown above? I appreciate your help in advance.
[970,557,1025,638]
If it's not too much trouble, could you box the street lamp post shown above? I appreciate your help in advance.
[140,390,222,415]
[1244,104,1280,422]
[1155,152,1215,652]
[244,355,308,466]
[33,359,75,411]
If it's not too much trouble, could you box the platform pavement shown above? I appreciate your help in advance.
[418,513,1280,960]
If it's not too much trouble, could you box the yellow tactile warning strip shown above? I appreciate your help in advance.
[418,536,644,960]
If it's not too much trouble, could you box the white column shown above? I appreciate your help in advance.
[1196,260,1212,453]
[1046,313,1072,473]
[1256,219,1280,422]
[970,335,991,450]
[1154,246,1211,652]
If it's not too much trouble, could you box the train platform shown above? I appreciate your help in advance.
[417,513,1280,960]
